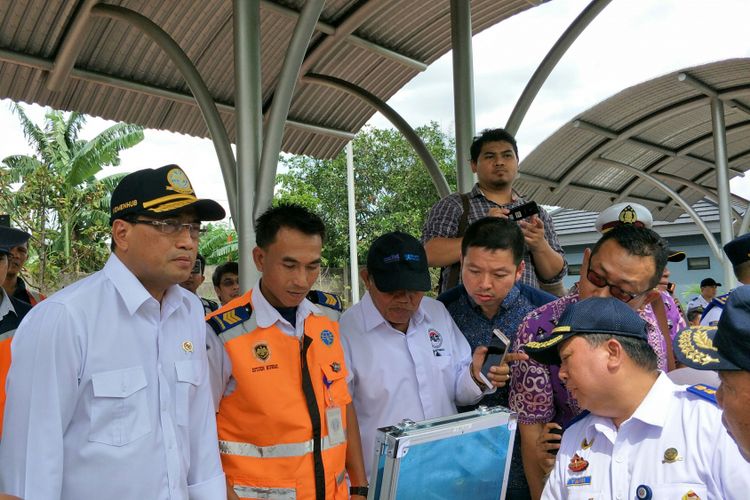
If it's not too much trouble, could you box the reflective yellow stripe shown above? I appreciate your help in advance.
[219,434,345,458]
[233,485,296,499]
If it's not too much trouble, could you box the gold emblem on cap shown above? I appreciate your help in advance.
[182,340,193,353]
[619,204,637,224]
[662,447,682,463]
[677,327,719,366]
[166,168,194,195]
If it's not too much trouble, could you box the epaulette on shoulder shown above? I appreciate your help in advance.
[207,302,253,335]
[307,290,343,312]
[687,384,718,405]
[715,292,730,305]
[564,410,591,430]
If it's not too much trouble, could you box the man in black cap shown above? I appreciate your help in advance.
[701,233,750,326]
[0,165,227,499]
[523,297,749,499]
[675,285,750,462]
[340,231,525,477]
[0,217,44,307]
[687,277,721,312]
[0,225,32,437]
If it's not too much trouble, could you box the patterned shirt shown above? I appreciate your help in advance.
[422,183,567,293]
[509,291,666,427]
[439,283,555,496]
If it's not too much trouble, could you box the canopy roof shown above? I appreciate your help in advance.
[0,0,544,159]
[517,58,750,221]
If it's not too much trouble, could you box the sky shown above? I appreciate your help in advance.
[1,0,749,220]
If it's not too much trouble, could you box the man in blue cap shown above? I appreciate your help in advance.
[0,225,32,436]
[701,233,750,326]
[675,285,750,462]
[524,297,749,499]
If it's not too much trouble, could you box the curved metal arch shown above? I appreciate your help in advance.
[302,74,451,198]
[91,4,238,221]
[555,84,750,193]
[505,0,612,135]
[594,158,724,262]
[652,173,744,223]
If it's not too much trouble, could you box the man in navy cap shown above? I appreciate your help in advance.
[675,285,750,462]
[687,277,721,312]
[701,233,750,326]
[0,165,227,499]
[0,225,32,436]
[524,297,749,499]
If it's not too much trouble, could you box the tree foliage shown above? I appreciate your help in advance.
[199,222,238,264]
[275,123,458,266]
[0,104,144,291]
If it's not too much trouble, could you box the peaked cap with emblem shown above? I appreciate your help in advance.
[110,164,225,224]
[676,285,750,371]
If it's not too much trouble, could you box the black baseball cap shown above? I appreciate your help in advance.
[724,233,750,268]
[110,165,225,224]
[523,297,649,365]
[667,250,686,263]
[675,285,750,371]
[366,231,431,293]
[700,278,721,288]
[0,226,31,255]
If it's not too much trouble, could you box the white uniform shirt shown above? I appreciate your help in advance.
[542,373,750,500]
[686,294,709,311]
[340,293,487,475]
[0,254,225,500]
[700,305,723,326]
[0,288,18,339]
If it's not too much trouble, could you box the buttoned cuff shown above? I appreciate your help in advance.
[188,473,226,500]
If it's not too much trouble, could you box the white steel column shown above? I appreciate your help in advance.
[346,142,360,304]
[710,98,737,288]
[450,0,476,194]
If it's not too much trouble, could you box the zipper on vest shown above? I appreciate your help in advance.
[300,334,326,499]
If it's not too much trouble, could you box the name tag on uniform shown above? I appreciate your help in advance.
[326,406,346,445]
[567,476,592,487]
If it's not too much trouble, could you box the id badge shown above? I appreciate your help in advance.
[325,406,346,445]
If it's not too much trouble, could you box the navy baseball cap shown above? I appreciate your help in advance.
[0,226,31,255]
[110,165,225,224]
[675,285,750,371]
[366,231,431,293]
[724,233,750,268]
[523,297,649,365]
[700,278,721,287]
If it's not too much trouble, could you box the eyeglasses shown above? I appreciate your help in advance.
[586,266,650,303]
[127,219,205,239]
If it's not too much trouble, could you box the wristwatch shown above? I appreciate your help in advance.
[350,485,369,497]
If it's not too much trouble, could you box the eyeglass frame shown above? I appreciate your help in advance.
[124,217,205,240]
[585,261,652,303]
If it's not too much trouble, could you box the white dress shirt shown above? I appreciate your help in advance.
[686,294,710,311]
[340,293,486,476]
[0,288,17,338]
[542,373,750,500]
[0,254,225,500]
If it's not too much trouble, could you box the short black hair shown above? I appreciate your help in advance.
[470,128,519,163]
[212,261,239,287]
[461,217,525,265]
[591,225,668,289]
[583,333,658,372]
[255,203,326,248]
[196,253,206,275]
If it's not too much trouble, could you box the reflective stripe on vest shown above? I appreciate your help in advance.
[219,433,345,458]
[234,485,296,500]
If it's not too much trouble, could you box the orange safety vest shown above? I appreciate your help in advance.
[206,291,350,500]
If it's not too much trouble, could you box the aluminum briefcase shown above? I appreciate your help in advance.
[368,405,517,500]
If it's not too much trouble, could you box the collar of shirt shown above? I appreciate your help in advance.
[103,253,189,319]
[0,287,15,320]
[471,183,524,206]
[360,291,425,334]
[251,280,317,336]
[463,284,521,319]
[587,372,673,444]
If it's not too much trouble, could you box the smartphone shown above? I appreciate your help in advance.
[666,282,676,294]
[508,201,540,221]
[547,426,563,456]
[481,329,511,380]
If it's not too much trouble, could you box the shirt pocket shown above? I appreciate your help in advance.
[566,490,603,500]
[90,366,150,446]
[175,359,202,426]
[320,362,349,407]
[650,483,707,499]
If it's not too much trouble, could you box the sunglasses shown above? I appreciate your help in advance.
[586,266,651,303]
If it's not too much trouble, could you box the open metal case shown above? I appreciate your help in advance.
[368,406,517,500]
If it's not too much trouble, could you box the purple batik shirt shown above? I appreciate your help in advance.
[509,290,667,427]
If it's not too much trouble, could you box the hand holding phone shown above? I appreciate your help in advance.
[480,329,511,384]
[507,201,540,222]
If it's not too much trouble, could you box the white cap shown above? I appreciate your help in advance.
[595,202,653,233]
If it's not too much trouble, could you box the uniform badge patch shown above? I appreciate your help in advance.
[331,361,341,373]
[254,342,271,362]
[182,340,193,353]
[566,476,591,487]
[662,447,683,464]
[568,453,589,472]
[166,167,193,194]
[321,329,334,346]
[429,329,443,348]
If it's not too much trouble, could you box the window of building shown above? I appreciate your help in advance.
[568,264,581,276]
[687,257,711,270]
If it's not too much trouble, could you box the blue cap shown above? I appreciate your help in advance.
[676,285,750,371]
[0,226,31,255]
[366,231,430,292]
[523,297,649,365]
[724,233,750,269]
